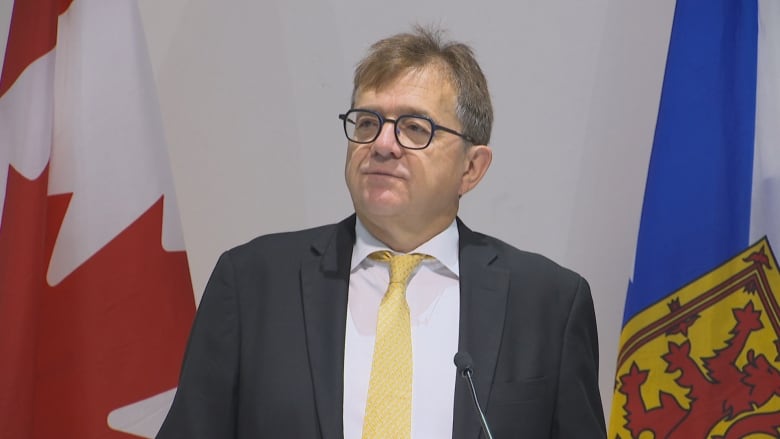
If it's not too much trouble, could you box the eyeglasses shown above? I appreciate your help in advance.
[338,109,475,150]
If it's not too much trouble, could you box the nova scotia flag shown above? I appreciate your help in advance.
[609,0,780,437]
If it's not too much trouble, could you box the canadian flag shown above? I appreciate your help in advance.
[0,0,195,438]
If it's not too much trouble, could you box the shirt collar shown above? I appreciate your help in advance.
[351,217,460,276]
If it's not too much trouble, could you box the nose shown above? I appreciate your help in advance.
[371,120,403,159]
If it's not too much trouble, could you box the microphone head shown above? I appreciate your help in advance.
[453,352,474,376]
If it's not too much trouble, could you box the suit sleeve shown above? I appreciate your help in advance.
[156,252,240,439]
[552,276,607,438]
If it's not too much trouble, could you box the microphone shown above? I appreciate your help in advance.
[454,352,494,439]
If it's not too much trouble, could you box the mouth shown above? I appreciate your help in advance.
[363,169,405,180]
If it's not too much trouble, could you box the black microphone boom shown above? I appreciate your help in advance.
[454,352,494,439]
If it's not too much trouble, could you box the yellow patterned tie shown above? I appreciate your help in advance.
[362,251,430,439]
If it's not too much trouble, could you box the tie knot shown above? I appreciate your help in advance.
[369,251,430,285]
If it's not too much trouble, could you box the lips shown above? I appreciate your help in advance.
[362,168,406,180]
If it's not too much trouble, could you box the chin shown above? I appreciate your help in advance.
[361,203,405,218]
[355,195,408,220]
[352,184,404,208]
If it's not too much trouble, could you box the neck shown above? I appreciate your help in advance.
[358,213,455,253]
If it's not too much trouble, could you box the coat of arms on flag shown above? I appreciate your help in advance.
[611,238,780,438]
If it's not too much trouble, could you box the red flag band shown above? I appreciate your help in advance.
[0,0,196,437]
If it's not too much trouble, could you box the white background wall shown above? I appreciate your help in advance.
[1,0,676,420]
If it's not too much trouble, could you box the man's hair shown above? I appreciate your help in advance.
[351,25,493,146]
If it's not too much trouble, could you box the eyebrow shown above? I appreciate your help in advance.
[354,105,434,120]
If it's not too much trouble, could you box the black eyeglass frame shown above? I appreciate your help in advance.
[338,108,476,150]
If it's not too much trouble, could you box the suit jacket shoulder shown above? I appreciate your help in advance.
[223,216,354,268]
[458,219,585,297]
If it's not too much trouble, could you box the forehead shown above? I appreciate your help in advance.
[353,67,457,119]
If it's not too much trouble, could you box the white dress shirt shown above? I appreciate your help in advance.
[343,219,461,439]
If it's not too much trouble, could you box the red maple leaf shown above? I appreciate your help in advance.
[0,164,195,437]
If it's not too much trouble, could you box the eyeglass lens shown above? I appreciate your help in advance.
[344,110,433,149]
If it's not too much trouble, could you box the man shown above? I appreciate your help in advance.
[158,26,606,438]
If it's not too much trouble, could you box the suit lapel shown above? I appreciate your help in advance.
[453,219,509,439]
[301,216,355,439]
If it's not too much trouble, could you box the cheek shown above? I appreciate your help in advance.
[345,146,359,170]
[429,154,466,182]
[433,160,469,197]
[345,145,366,180]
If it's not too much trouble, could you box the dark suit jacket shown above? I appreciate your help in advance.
[157,215,606,438]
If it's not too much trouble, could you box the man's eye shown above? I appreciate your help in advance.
[403,120,431,135]
[355,118,379,129]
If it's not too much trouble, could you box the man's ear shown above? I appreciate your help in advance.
[459,145,492,196]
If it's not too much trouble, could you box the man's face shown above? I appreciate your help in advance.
[345,67,475,239]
